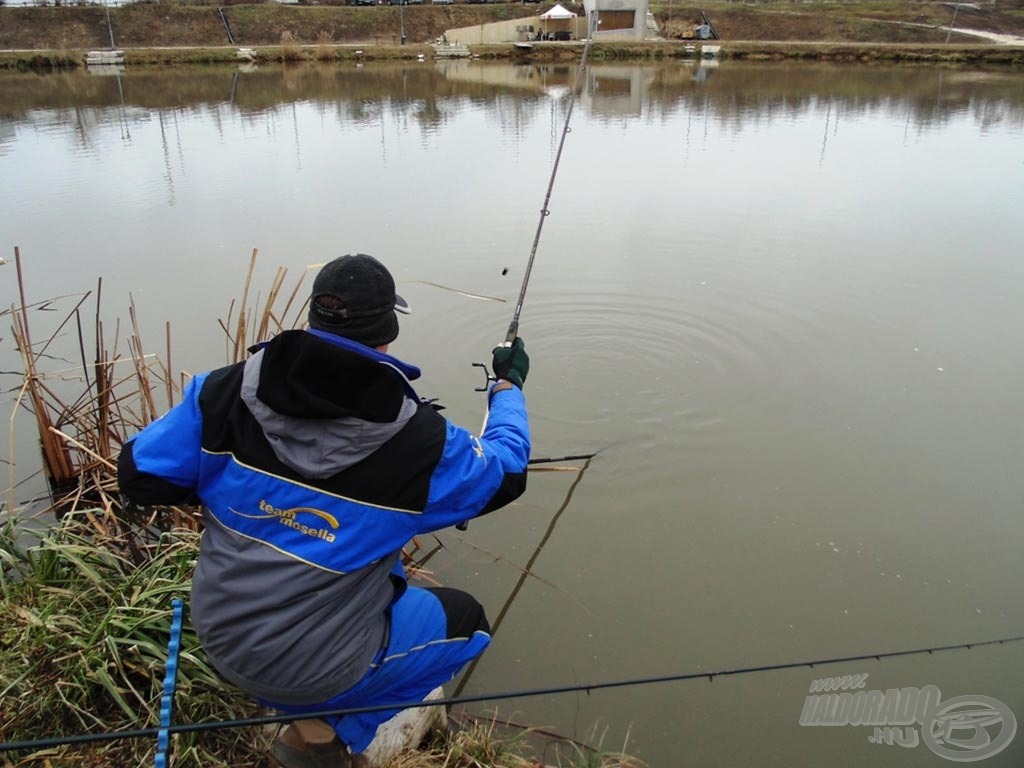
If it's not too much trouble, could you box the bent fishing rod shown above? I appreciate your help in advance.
[505,11,598,345]
[460,17,599,532]
[474,10,601,393]
[3,632,1023,754]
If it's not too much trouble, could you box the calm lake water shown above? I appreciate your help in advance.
[2,60,1023,766]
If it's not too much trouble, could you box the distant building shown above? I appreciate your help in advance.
[444,0,653,45]
[581,0,650,40]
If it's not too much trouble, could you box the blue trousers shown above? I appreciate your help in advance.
[265,586,490,753]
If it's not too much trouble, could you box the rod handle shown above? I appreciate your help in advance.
[504,320,519,346]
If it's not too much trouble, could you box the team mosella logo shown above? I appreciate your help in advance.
[800,675,1016,762]
[228,500,340,543]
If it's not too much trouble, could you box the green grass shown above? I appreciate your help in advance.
[0,513,269,767]
[0,514,643,767]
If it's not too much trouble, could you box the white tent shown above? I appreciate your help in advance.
[539,3,576,39]
[540,3,576,19]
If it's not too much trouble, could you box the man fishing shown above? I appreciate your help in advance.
[118,253,532,768]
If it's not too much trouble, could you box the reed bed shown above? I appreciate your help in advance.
[1,246,639,767]
[3,246,314,533]
[1,245,316,765]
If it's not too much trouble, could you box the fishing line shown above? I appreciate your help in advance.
[3,633,1023,754]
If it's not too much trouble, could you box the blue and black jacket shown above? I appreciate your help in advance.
[118,329,530,705]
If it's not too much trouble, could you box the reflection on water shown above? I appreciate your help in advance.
[1,61,1023,768]
[2,60,1022,135]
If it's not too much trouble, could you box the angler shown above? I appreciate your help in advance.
[118,253,532,768]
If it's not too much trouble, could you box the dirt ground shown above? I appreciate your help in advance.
[0,0,1022,50]
[0,4,553,49]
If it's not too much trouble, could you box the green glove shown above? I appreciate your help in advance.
[492,337,529,389]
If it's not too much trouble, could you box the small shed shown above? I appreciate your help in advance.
[582,0,651,40]
[539,3,577,40]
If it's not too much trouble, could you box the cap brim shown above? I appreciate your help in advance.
[395,294,411,315]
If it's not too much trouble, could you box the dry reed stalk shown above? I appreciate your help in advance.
[277,265,315,328]
[255,267,288,342]
[164,321,174,410]
[217,252,316,363]
[95,296,111,460]
[6,247,177,536]
[14,247,32,350]
[8,248,363,551]
[36,292,91,361]
[48,426,117,472]
[0,291,88,319]
[11,300,75,490]
[234,248,259,362]
[8,378,30,516]
[129,297,158,424]
[127,336,153,424]
[222,298,237,361]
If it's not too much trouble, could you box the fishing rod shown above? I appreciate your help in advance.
[473,10,600,391]
[506,11,599,346]
[3,633,1022,754]
[529,452,597,465]
[461,22,599,533]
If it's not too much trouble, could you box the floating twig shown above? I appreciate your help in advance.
[406,280,507,303]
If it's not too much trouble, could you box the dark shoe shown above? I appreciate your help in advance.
[273,721,351,768]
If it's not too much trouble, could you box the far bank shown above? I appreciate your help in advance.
[2,1,1023,70]
[3,40,1024,71]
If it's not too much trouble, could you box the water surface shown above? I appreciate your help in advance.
[2,60,1023,766]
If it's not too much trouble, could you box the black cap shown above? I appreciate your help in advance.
[308,254,410,348]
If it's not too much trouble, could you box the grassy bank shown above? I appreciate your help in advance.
[0,516,270,767]
[0,515,639,767]
[2,38,1023,71]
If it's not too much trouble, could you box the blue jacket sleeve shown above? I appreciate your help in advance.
[118,373,208,506]
[418,386,530,531]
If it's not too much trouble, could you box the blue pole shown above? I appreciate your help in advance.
[154,598,184,768]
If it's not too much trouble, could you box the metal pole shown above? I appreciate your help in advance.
[945,3,960,43]
[104,1,116,50]
[400,1,406,45]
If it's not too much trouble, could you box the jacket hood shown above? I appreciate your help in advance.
[241,331,419,478]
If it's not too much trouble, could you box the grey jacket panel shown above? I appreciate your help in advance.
[240,350,418,480]
[191,521,398,705]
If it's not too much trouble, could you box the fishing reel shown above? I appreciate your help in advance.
[473,330,517,393]
[471,362,497,392]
